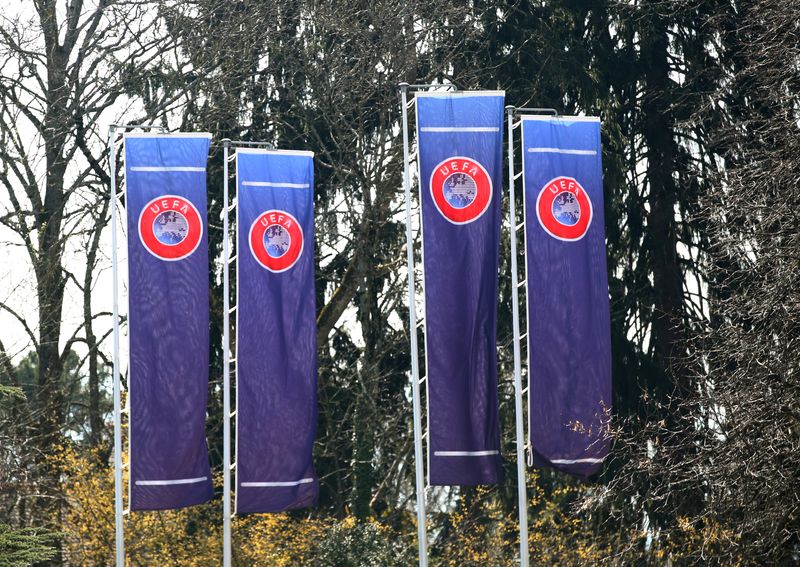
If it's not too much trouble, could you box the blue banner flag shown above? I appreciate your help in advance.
[522,116,611,477]
[416,91,505,485]
[124,133,214,510]
[235,149,318,513]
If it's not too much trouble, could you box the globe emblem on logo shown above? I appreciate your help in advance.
[536,177,593,241]
[443,173,477,209]
[249,210,304,272]
[264,225,291,258]
[154,210,189,245]
[430,156,492,224]
[551,192,581,226]
[138,195,203,261]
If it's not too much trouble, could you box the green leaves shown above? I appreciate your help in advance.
[0,525,59,567]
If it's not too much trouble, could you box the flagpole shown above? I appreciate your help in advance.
[109,124,125,567]
[506,106,530,567]
[109,122,169,565]
[222,139,232,567]
[509,106,557,473]
[399,82,428,567]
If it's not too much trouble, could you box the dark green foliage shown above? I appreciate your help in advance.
[0,386,22,400]
[310,520,413,567]
[0,525,58,567]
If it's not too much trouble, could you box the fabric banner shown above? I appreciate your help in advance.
[235,149,318,513]
[522,116,612,477]
[125,133,213,510]
[416,91,505,485]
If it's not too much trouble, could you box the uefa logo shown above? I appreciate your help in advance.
[138,195,203,261]
[535,176,593,241]
[429,156,492,224]
[249,210,304,272]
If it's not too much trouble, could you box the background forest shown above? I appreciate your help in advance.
[0,0,798,565]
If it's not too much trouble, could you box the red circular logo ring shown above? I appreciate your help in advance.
[429,156,492,224]
[138,195,203,261]
[535,176,593,241]
[249,210,304,273]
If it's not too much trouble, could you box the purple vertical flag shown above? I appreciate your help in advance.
[416,91,505,486]
[235,149,318,513]
[125,133,214,510]
[522,116,611,477]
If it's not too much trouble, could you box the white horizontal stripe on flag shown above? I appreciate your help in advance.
[135,476,208,486]
[240,478,315,487]
[434,450,500,457]
[550,457,605,465]
[236,148,314,157]
[420,127,500,133]
[527,147,597,155]
[123,132,213,139]
[241,181,310,189]
[520,115,599,123]
[415,90,504,98]
[129,166,206,172]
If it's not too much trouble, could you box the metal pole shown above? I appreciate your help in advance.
[109,123,167,130]
[222,140,232,567]
[506,106,530,567]
[109,125,125,567]
[220,140,273,148]
[399,82,428,567]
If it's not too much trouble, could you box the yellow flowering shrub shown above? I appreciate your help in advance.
[437,471,611,566]
[60,446,221,566]
[59,448,412,566]
[438,486,519,566]
[235,513,327,566]
[58,448,670,566]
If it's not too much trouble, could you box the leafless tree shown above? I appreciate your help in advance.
[0,0,223,547]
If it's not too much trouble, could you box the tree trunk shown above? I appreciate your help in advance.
[84,200,109,447]
[641,6,686,385]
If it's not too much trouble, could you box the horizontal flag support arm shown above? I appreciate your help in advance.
[221,139,275,148]
[109,123,167,131]
[397,82,459,92]
[507,106,559,116]
[108,123,168,145]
